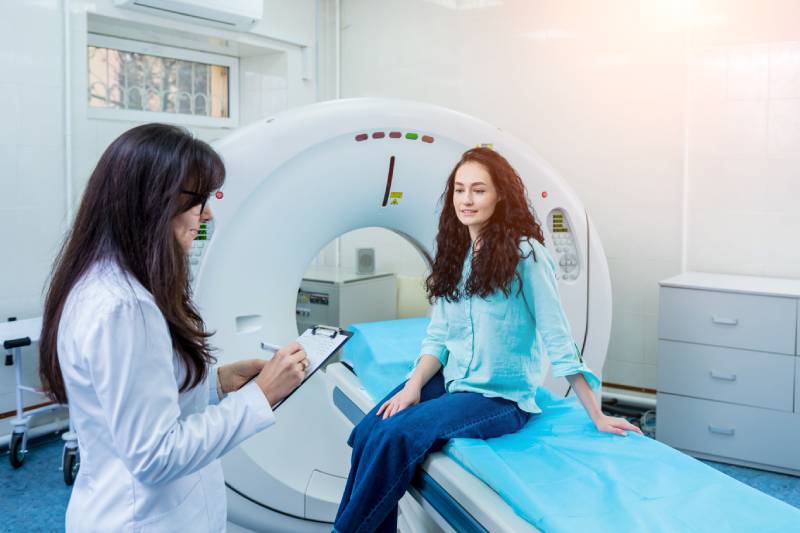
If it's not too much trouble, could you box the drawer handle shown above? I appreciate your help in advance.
[708,425,735,436]
[711,316,738,326]
[709,370,737,382]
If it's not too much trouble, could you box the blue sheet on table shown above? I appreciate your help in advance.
[342,318,800,532]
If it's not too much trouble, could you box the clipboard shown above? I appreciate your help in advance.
[270,325,353,410]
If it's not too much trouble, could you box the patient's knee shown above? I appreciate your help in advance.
[350,411,381,447]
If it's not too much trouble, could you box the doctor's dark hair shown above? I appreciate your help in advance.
[426,147,544,302]
[39,123,225,404]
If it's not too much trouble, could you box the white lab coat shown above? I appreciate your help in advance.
[58,260,275,532]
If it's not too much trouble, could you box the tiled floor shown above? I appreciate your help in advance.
[1,437,72,533]
[703,459,800,509]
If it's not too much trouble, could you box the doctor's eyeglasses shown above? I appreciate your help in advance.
[180,189,223,214]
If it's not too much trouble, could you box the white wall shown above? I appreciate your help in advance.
[0,1,66,321]
[337,0,689,389]
[0,0,318,416]
[0,0,68,416]
[686,1,800,278]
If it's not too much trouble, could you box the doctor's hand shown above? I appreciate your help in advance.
[376,384,421,419]
[594,414,643,437]
[218,359,267,394]
[254,343,309,407]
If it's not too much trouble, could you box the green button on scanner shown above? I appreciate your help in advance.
[405,133,418,140]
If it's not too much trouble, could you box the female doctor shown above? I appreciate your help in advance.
[38,123,309,531]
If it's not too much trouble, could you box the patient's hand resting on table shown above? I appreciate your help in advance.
[593,414,642,436]
[567,373,643,437]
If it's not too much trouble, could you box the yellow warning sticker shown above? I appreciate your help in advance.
[391,199,399,205]
[389,192,404,199]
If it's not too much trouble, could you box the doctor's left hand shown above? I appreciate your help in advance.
[218,359,267,394]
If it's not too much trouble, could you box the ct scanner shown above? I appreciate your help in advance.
[191,98,612,532]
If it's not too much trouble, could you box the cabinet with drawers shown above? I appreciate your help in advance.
[656,272,800,475]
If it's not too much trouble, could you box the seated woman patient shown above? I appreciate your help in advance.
[333,147,641,533]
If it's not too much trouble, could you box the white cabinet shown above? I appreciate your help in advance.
[656,272,800,475]
[796,359,800,415]
[657,394,800,472]
[659,288,796,354]
[658,340,794,412]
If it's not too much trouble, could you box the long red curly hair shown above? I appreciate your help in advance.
[426,147,545,302]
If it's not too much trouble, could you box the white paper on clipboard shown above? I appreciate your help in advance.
[269,325,353,410]
[296,326,350,375]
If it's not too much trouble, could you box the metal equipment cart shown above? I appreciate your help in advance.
[1,316,79,485]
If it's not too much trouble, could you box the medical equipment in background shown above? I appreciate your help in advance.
[355,248,376,275]
[1,316,80,485]
[191,98,612,532]
[296,267,397,333]
[113,0,263,31]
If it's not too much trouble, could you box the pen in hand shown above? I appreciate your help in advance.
[260,342,280,358]
[240,342,283,388]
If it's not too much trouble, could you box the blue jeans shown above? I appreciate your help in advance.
[334,371,531,533]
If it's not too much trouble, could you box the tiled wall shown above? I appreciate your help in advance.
[687,0,800,279]
[242,53,290,126]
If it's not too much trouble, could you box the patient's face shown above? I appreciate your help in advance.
[452,161,499,234]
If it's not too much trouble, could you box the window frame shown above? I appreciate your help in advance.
[87,34,239,128]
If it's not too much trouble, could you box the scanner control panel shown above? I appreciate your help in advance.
[188,220,214,281]
[548,208,581,281]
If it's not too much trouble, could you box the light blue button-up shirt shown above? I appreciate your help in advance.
[415,238,600,413]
